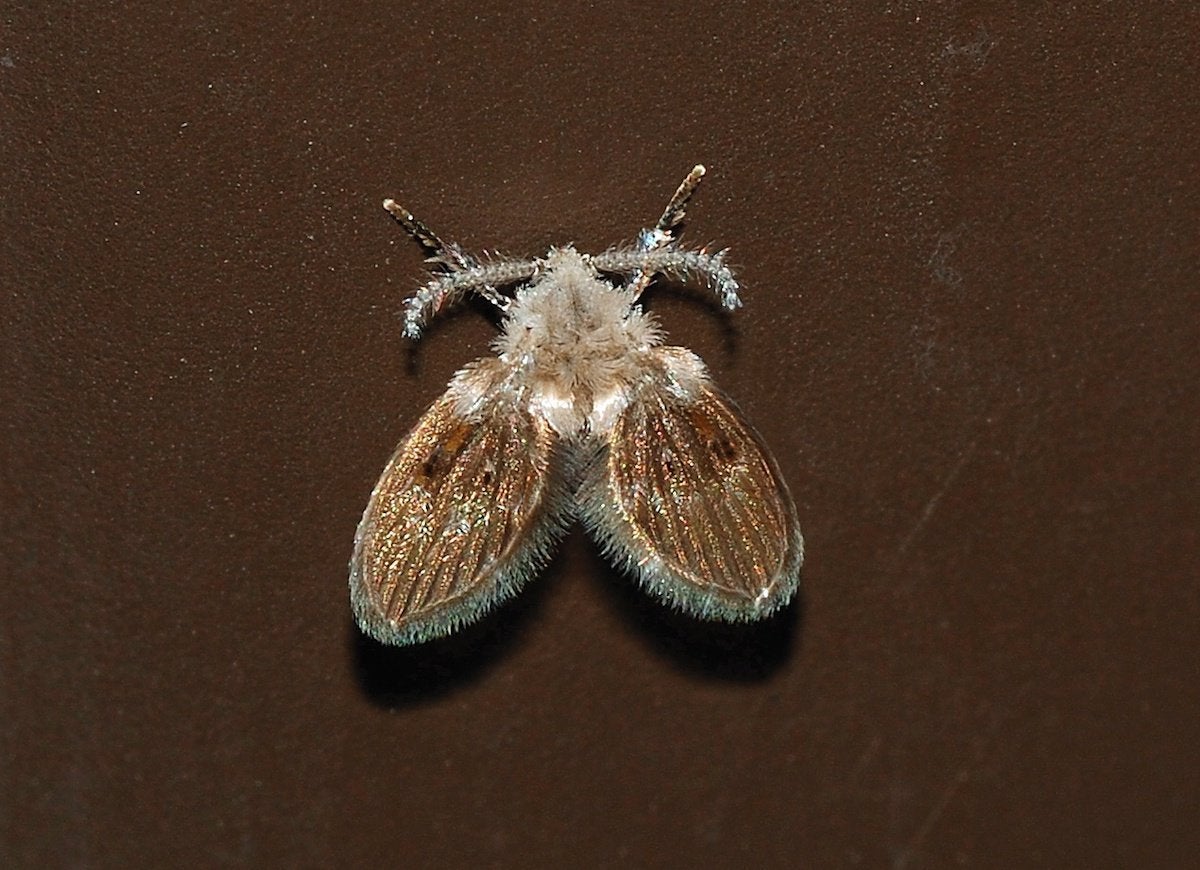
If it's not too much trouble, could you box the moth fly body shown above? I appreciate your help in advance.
[350,165,803,646]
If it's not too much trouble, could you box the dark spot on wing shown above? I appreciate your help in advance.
[710,435,739,463]
[417,421,474,485]
[684,403,740,466]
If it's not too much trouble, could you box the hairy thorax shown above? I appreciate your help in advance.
[493,248,662,437]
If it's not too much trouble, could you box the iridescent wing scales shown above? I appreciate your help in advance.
[351,374,568,644]
[579,349,803,620]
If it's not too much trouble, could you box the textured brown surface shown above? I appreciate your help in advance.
[3,4,1198,867]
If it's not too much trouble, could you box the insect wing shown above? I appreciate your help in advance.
[581,359,803,620]
[351,386,565,645]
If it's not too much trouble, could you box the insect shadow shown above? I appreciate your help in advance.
[586,544,804,682]
[350,539,801,705]
[638,278,741,358]
[350,547,568,707]
[401,294,503,377]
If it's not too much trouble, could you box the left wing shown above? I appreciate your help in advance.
[351,367,568,645]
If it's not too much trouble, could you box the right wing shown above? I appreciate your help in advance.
[579,348,803,621]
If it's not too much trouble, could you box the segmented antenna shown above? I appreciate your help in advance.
[630,164,707,300]
[384,198,533,337]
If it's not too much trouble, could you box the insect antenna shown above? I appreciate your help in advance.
[628,164,707,300]
[383,198,539,337]
[589,165,742,310]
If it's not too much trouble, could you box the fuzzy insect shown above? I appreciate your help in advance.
[350,165,803,645]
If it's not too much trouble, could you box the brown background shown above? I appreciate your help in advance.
[4,3,1198,867]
